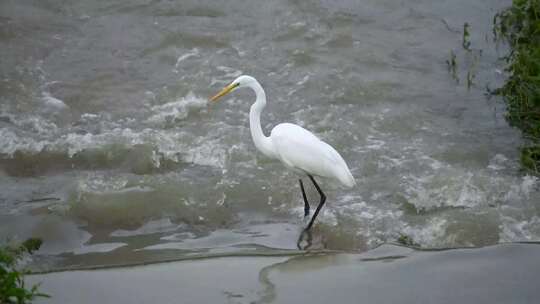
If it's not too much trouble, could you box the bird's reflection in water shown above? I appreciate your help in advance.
[297,229,313,250]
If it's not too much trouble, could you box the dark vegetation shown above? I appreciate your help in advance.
[396,233,420,247]
[494,0,540,174]
[0,239,49,304]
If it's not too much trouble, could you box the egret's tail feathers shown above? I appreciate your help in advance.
[327,150,356,188]
[335,166,355,188]
[334,161,356,188]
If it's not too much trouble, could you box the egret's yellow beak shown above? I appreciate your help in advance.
[210,83,238,102]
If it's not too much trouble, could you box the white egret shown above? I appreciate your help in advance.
[210,75,355,230]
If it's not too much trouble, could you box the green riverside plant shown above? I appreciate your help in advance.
[0,239,49,304]
[494,0,540,174]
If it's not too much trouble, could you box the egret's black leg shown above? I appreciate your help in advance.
[299,179,310,217]
[305,175,326,231]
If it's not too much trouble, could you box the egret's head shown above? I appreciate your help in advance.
[210,75,256,102]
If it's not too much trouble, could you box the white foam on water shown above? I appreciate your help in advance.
[0,92,235,170]
[42,92,68,110]
[160,232,196,241]
[328,131,540,248]
[0,107,59,137]
[487,154,509,171]
[74,173,131,201]
[499,215,540,242]
[0,129,48,156]
[215,66,242,78]
[173,48,200,73]
[365,135,386,150]
[146,92,207,125]
[503,175,538,202]
[141,223,299,251]
[111,218,183,237]
[401,217,450,247]
[401,168,495,211]
[181,137,228,168]
[336,200,404,248]
[73,242,127,255]
[63,127,142,157]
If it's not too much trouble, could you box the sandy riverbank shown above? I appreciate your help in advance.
[29,243,540,304]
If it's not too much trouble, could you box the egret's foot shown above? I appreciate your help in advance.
[296,228,313,250]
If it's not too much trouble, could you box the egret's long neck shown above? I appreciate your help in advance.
[249,82,276,158]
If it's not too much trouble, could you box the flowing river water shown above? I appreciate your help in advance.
[1,0,539,269]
